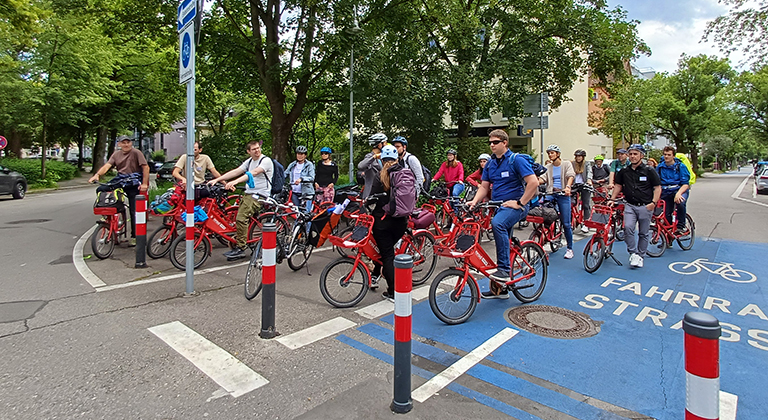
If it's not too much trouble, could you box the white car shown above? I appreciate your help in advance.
[757,168,768,194]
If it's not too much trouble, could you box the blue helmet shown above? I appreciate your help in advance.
[381,145,398,161]
[320,146,332,154]
[628,144,646,155]
[392,136,408,147]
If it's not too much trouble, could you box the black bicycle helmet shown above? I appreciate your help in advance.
[574,149,586,157]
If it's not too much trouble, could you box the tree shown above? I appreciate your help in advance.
[591,77,657,150]
[726,65,768,144]
[704,0,768,65]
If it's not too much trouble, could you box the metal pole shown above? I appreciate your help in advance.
[391,254,413,414]
[260,223,278,339]
[683,312,721,420]
[539,92,545,164]
[348,47,355,183]
[135,195,147,268]
[185,67,195,295]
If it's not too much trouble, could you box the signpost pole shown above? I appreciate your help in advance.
[540,92,545,164]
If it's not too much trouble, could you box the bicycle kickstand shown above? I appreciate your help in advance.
[305,263,312,277]
[607,251,623,266]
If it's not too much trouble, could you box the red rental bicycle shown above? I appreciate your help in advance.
[582,202,625,273]
[645,200,696,258]
[91,182,128,259]
[428,201,549,325]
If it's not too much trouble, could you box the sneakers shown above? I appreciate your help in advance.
[581,225,589,233]
[481,283,509,299]
[382,291,395,302]
[128,237,136,247]
[224,248,246,260]
[370,275,380,290]
[564,249,574,259]
[489,270,510,282]
[629,253,643,268]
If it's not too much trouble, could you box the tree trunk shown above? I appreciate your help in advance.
[41,115,47,179]
[690,148,699,172]
[108,129,117,160]
[77,127,85,171]
[8,129,21,158]
[271,117,290,164]
[92,126,108,173]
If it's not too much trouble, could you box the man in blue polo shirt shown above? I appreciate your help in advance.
[468,129,539,298]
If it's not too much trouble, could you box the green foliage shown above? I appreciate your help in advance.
[0,157,77,187]
[151,150,166,163]
[704,1,768,64]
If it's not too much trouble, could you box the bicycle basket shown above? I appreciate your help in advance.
[93,190,125,215]
[329,214,373,248]
[585,205,612,229]
[434,222,480,258]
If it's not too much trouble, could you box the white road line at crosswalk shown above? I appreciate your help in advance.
[148,321,268,398]
[275,317,357,350]
[412,327,519,403]
[73,225,107,288]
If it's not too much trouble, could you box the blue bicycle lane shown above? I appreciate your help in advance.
[341,236,768,419]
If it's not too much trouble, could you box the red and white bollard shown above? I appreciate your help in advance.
[259,223,278,339]
[134,195,147,268]
[683,312,721,420]
[391,254,413,414]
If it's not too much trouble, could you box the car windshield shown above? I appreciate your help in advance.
[162,162,175,169]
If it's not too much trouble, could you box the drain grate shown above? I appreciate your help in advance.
[505,305,601,339]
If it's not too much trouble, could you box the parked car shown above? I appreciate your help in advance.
[754,161,768,176]
[757,168,768,194]
[0,165,27,199]
[156,161,176,182]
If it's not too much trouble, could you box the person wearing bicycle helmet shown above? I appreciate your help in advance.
[591,155,610,186]
[392,136,426,195]
[315,146,338,204]
[432,148,465,197]
[610,144,661,269]
[358,133,387,198]
[368,144,410,301]
[466,153,491,187]
[538,144,576,259]
[286,145,316,211]
[571,149,592,233]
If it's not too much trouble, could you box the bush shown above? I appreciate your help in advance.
[151,150,166,163]
[0,158,79,188]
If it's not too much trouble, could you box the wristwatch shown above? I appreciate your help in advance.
[516,199,525,207]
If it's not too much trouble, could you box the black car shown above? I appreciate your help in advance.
[156,161,177,182]
[0,165,27,199]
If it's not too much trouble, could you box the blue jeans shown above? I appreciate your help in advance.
[547,194,573,249]
[492,205,528,273]
[661,190,688,229]
[451,183,465,197]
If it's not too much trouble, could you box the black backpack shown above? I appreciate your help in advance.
[253,156,285,195]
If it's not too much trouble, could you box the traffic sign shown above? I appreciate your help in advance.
[0,136,6,150]
[177,0,197,32]
[523,93,549,114]
[179,24,195,84]
[523,116,549,130]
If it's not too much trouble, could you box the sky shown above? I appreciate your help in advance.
[610,0,749,74]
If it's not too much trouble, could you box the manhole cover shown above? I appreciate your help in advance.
[6,219,51,225]
[505,305,601,339]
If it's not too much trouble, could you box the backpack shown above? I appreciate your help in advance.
[386,163,417,218]
[406,154,431,193]
[253,156,285,195]
[675,153,696,185]
[94,190,124,209]
[592,163,609,180]
[511,153,547,178]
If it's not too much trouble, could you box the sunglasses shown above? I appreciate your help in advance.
[488,140,503,145]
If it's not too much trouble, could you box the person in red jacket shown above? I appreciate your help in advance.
[433,149,465,196]
[466,153,490,186]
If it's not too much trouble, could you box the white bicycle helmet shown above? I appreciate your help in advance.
[381,144,398,161]
[369,133,387,146]
[478,153,491,161]
[546,144,561,153]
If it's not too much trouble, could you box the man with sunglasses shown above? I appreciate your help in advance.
[467,129,539,299]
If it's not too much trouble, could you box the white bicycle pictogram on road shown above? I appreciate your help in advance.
[668,258,757,283]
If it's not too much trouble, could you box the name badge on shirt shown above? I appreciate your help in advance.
[639,176,647,181]
[501,171,510,178]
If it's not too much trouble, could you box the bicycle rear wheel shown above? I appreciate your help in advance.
[169,232,210,270]
[428,269,478,325]
[583,238,605,273]
[511,243,547,303]
[244,241,263,300]
[319,257,369,308]
[91,223,115,259]
[287,227,313,271]
[676,215,695,250]
[549,221,563,253]
[407,231,437,286]
[646,225,666,258]
[147,224,176,259]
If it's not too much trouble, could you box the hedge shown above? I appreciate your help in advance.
[0,158,80,188]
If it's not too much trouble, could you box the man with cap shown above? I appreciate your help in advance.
[610,144,661,268]
[89,136,150,246]
[608,148,630,190]
[391,136,425,195]
[358,133,387,198]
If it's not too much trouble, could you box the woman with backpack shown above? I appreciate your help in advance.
[286,146,316,211]
[432,149,465,197]
[571,149,592,233]
[314,146,338,204]
[369,144,412,301]
[538,144,576,259]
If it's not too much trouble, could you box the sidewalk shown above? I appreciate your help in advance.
[30,172,158,194]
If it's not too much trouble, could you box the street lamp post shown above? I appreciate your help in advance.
[346,9,362,183]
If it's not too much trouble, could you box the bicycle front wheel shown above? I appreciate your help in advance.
[646,225,666,258]
[511,243,548,303]
[583,238,605,273]
[676,215,695,251]
[169,232,210,270]
[91,223,115,259]
[407,231,437,286]
[147,224,176,259]
[319,257,369,308]
[244,241,263,300]
[429,269,478,325]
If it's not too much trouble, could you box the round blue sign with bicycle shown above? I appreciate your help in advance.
[181,32,191,68]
